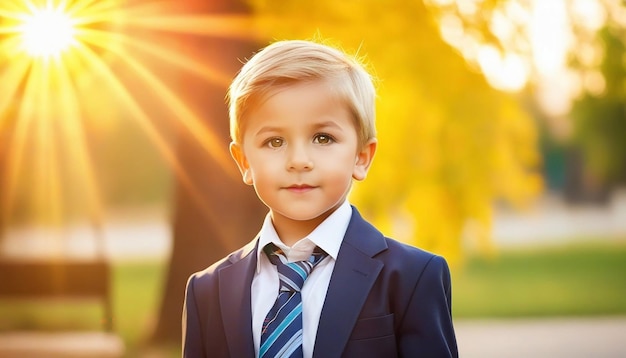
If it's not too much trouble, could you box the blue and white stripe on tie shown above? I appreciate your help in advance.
[260,244,327,358]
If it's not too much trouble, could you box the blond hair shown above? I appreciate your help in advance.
[227,40,376,146]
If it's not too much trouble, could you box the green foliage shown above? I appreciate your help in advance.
[250,0,542,262]
[571,26,626,185]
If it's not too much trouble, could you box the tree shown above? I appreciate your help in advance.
[150,0,266,344]
[250,0,542,263]
[0,107,11,243]
[570,19,626,193]
[427,0,626,201]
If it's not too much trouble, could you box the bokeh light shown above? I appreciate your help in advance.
[18,4,77,58]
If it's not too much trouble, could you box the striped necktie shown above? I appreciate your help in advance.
[260,243,328,358]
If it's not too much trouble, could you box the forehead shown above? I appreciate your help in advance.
[242,81,355,133]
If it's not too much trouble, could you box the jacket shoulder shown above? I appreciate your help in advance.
[187,239,257,287]
[379,236,450,280]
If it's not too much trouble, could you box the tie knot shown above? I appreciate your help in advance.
[264,243,327,292]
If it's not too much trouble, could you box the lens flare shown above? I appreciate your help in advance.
[19,5,77,58]
[0,0,258,243]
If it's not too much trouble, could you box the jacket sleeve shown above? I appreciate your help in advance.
[182,275,205,358]
[397,255,458,358]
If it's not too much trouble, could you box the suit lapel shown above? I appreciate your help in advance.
[219,239,258,358]
[313,207,387,358]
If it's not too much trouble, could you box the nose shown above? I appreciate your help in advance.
[286,143,314,171]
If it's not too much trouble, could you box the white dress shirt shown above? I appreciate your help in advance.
[251,200,352,358]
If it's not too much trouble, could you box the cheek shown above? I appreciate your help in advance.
[327,154,358,179]
[247,155,278,179]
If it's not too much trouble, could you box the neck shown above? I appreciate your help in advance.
[270,210,337,247]
[272,219,321,247]
[270,200,346,247]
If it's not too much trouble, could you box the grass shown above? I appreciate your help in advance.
[112,260,170,356]
[0,241,625,355]
[452,242,626,318]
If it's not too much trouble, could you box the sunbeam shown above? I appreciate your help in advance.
[0,58,31,126]
[55,51,105,231]
[78,28,238,178]
[4,58,40,226]
[71,42,230,238]
[0,0,257,243]
[78,28,233,92]
[34,61,63,226]
[123,14,259,40]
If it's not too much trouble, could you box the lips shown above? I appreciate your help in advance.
[285,184,315,193]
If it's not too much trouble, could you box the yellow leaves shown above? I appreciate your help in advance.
[250,0,542,265]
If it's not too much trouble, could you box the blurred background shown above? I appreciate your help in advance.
[0,0,625,357]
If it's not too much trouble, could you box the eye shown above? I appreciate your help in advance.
[266,138,284,148]
[313,133,334,145]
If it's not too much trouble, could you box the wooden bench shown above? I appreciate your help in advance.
[0,260,113,331]
[0,259,124,357]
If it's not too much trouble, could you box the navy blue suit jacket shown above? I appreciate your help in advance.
[182,207,458,357]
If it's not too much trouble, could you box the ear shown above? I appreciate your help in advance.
[229,142,253,185]
[353,138,377,181]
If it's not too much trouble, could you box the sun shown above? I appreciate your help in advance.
[19,5,77,58]
[1,0,253,231]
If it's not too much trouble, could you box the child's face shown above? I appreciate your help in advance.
[230,80,376,235]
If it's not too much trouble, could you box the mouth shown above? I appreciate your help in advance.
[285,184,316,193]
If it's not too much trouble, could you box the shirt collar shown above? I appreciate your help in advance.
[256,200,352,273]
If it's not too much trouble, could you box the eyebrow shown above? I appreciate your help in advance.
[253,126,282,137]
[253,120,344,137]
[312,120,343,132]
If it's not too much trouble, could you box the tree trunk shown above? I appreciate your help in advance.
[150,0,265,344]
[0,96,17,244]
[0,128,8,242]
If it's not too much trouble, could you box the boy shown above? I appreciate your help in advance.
[182,39,458,358]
